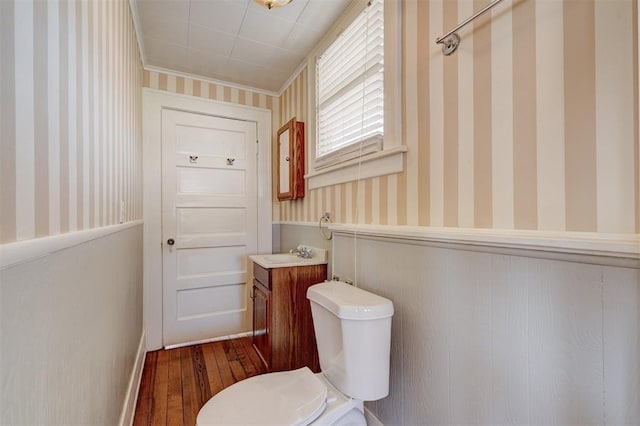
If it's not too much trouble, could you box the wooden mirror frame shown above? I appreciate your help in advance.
[276,117,305,201]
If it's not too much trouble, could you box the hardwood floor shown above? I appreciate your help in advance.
[133,337,267,426]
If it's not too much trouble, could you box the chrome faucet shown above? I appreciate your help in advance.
[290,245,312,259]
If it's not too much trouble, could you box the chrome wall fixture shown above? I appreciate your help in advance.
[319,212,332,240]
[435,0,504,55]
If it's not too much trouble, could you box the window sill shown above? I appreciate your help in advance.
[305,145,407,189]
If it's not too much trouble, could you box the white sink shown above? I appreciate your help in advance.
[250,247,328,269]
[262,254,304,264]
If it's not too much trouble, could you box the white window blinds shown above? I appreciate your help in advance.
[316,0,384,164]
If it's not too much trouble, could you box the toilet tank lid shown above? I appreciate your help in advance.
[307,281,394,320]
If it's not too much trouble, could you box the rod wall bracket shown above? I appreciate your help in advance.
[439,33,460,56]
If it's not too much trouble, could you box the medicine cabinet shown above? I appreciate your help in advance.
[277,117,304,201]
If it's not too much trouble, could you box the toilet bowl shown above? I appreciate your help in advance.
[196,367,365,425]
[196,280,394,426]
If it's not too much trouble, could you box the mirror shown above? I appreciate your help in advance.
[279,126,291,198]
[277,117,304,201]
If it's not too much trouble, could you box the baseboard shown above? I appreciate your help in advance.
[164,331,252,350]
[364,406,384,426]
[119,329,146,426]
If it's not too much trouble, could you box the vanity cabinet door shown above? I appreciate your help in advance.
[251,262,326,373]
[252,281,270,369]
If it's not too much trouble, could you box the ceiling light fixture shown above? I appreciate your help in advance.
[253,0,293,10]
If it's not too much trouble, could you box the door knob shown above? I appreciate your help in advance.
[167,238,175,246]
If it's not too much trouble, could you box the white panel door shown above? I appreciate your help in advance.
[162,109,257,347]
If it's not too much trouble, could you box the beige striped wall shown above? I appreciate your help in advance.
[138,0,638,234]
[143,70,275,111]
[0,0,143,244]
[278,67,308,224]
[278,0,639,234]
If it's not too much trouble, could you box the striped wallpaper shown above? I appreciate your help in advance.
[278,68,313,225]
[143,70,275,111]
[137,0,637,234]
[278,0,639,234]
[1,0,143,244]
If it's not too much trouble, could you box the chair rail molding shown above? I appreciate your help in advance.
[329,224,640,266]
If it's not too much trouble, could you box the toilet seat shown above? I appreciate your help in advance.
[196,367,328,426]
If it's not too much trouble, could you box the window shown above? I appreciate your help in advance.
[305,0,404,189]
[315,0,384,168]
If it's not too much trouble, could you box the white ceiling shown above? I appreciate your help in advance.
[133,0,351,93]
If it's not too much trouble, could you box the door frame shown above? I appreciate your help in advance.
[143,88,272,351]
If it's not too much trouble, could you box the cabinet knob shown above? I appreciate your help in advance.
[167,238,175,246]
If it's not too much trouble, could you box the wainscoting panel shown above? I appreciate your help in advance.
[331,232,640,425]
[0,224,143,425]
[603,266,640,423]
[526,259,603,424]
[490,255,529,425]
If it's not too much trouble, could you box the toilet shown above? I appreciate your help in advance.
[196,280,394,425]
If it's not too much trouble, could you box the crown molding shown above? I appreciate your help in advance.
[276,59,309,96]
[128,0,147,68]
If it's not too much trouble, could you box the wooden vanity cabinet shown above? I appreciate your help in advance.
[252,262,327,373]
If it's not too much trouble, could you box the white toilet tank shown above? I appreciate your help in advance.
[307,281,394,402]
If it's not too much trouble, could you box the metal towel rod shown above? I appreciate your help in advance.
[435,0,504,55]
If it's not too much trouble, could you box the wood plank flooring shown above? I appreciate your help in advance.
[133,337,267,426]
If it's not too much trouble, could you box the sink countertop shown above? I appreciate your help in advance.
[250,247,328,269]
